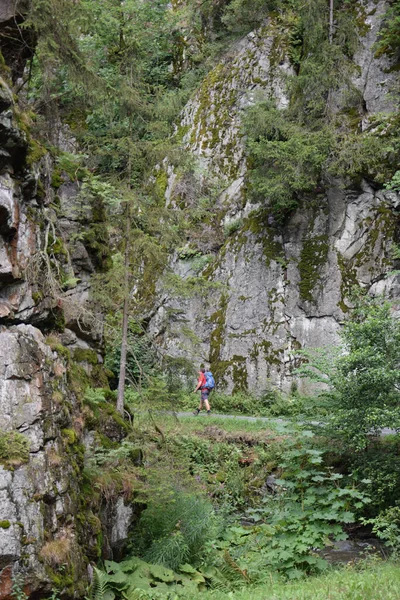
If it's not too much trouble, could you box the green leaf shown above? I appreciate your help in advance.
[149,564,176,582]
[104,560,121,573]
[178,564,197,574]
[107,571,129,585]
[341,511,355,523]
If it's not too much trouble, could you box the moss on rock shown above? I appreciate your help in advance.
[0,520,11,529]
[73,348,98,365]
[209,293,229,386]
[298,235,329,302]
[0,431,30,468]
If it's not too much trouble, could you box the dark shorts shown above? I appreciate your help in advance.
[201,388,210,401]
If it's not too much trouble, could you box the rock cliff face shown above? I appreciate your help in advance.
[150,0,400,393]
[0,11,129,598]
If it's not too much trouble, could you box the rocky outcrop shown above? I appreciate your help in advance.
[0,1,34,81]
[150,1,400,393]
[0,325,87,597]
[353,0,398,116]
[0,27,126,599]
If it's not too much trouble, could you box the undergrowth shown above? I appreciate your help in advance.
[125,384,329,420]
[187,560,400,600]
[84,409,377,599]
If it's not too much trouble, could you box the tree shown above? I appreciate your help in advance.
[301,296,400,449]
[116,199,132,414]
[374,0,400,62]
[331,298,400,448]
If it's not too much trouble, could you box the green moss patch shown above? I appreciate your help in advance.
[209,293,229,386]
[0,520,11,529]
[62,428,78,445]
[73,348,99,365]
[0,431,30,468]
[298,235,329,302]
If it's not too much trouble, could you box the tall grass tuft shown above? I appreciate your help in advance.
[131,490,221,570]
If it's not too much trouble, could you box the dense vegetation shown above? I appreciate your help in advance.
[39,297,400,600]
[243,1,400,220]
[6,0,400,598]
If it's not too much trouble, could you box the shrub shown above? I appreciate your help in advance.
[224,218,243,238]
[216,434,370,579]
[350,436,400,514]
[364,506,400,557]
[243,102,332,220]
[298,295,400,450]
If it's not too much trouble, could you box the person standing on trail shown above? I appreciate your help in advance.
[193,367,215,415]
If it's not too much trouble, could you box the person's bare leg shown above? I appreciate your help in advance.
[204,399,211,412]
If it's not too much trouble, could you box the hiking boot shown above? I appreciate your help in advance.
[193,408,200,416]
[207,410,211,416]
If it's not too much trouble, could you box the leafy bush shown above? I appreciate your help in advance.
[348,436,400,515]
[330,299,400,448]
[88,558,205,599]
[213,434,370,579]
[385,170,400,191]
[299,295,400,450]
[363,506,400,557]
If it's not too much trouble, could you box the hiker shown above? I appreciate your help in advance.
[193,367,215,415]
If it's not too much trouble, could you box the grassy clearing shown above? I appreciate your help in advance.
[136,411,296,436]
[189,561,400,600]
[127,388,325,420]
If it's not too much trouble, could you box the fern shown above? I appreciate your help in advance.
[221,550,251,583]
[89,567,109,600]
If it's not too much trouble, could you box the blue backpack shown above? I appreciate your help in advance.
[204,371,215,390]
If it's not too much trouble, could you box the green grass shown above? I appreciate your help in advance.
[127,387,329,421]
[189,561,400,600]
[134,411,295,436]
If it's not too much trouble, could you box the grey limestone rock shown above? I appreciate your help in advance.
[150,1,400,394]
[353,0,398,116]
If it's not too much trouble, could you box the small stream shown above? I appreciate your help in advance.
[319,531,385,564]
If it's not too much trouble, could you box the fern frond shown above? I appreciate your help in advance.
[222,550,251,583]
[89,567,109,600]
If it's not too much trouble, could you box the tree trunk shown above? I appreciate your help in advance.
[116,106,134,416]
[116,202,131,415]
[329,0,334,44]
